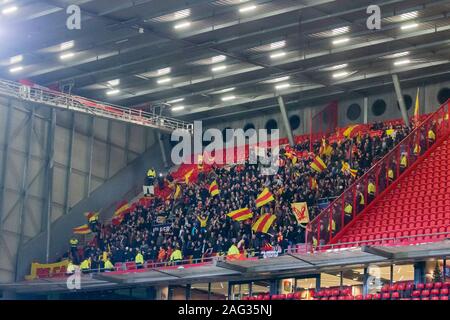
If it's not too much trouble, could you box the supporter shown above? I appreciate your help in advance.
[70,121,412,268]
[135,249,144,269]
[170,246,183,264]
[66,260,77,275]
[144,168,156,196]
[80,257,91,274]
[104,258,114,272]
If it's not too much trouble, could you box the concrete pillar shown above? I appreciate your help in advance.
[392,74,410,127]
[363,97,369,124]
[277,95,294,146]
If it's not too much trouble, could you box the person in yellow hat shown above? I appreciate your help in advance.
[144,168,156,196]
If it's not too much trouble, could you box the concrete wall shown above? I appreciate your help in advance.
[203,81,450,136]
[0,96,162,282]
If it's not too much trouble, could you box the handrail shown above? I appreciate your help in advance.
[306,99,450,251]
[0,78,193,133]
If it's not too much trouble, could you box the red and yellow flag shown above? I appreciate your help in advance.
[227,208,253,221]
[209,180,220,196]
[252,214,276,234]
[291,202,310,224]
[255,188,275,208]
[320,138,333,157]
[310,156,327,173]
[184,169,194,184]
[341,161,358,178]
[73,224,91,235]
[309,176,318,190]
[174,185,181,199]
[343,125,363,138]
[414,87,420,122]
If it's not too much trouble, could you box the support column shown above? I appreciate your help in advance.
[15,106,34,281]
[362,267,369,296]
[87,117,95,197]
[0,100,13,232]
[277,95,294,146]
[185,284,191,300]
[157,132,169,168]
[64,113,75,216]
[363,97,369,124]
[392,74,410,127]
[45,109,56,263]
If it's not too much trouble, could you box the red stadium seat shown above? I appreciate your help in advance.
[440,296,449,300]
[421,290,430,298]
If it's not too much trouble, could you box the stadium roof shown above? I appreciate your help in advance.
[0,0,449,121]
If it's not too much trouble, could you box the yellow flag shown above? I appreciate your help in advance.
[291,202,310,224]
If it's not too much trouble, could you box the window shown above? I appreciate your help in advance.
[437,87,450,105]
[265,119,278,133]
[371,99,387,116]
[393,263,414,283]
[289,115,301,130]
[346,103,361,121]
[396,94,413,110]
[367,264,391,294]
[209,282,228,300]
[320,272,341,288]
[342,268,364,296]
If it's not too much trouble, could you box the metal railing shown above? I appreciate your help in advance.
[0,79,193,133]
[306,99,450,252]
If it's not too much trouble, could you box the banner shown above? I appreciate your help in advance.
[291,202,310,224]
[25,260,69,280]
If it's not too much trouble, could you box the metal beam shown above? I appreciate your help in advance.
[277,95,294,146]
[0,100,12,234]
[45,109,56,262]
[14,106,35,281]
[105,119,112,179]
[392,74,410,127]
[64,113,75,216]
[87,116,95,197]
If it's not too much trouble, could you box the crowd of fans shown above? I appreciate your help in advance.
[67,121,413,273]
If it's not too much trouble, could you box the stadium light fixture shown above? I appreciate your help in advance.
[9,65,23,73]
[270,51,286,59]
[401,23,418,30]
[174,21,191,30]
[327,64,348,71]
[331,26,350,35]
[394,59,411,66]
[60,52,75,60]
[2,5,17,15]
[172,105,185,111]
[108,79,120,86]
[239,4,257,13]
[270,41,286,50]
[400,11,418,20]
[106,89,120,95]
[157,77,172,84]
[157,67,171,76]
[214,87,235,94]
[221,95,236,102]
[167,98,184,104]
[332,37,350,45]
[60,40,74,51]
[386,51,410,59]
[212,64,227,72]
[265,76,290,84]
[332,71,350,78]
[211,55,226,63]
[10,55,23,64]
[275,83,291,90]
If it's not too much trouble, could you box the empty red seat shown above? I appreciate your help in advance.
[411,290,421,297]
[434,282,443,289]
[421,290,430,297]
[382,293,391,300]
[391,292,400,299]
[425,282,434,289]
[430,289,440,296]
[364,294,373,300]
[287,293,294,300]
[125,262,137,270]
[416,283,425,290]
[440,296,449,300]
[329,296,337,300]
[293,292,301,300]
[440,288,449,296]
[355,295,363,300]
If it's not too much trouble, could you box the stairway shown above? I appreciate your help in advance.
[334,137,450,247]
